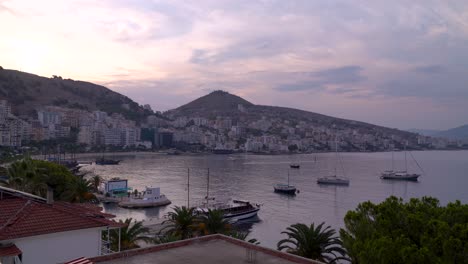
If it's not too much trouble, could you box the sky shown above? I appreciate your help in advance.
[1,0,467,130]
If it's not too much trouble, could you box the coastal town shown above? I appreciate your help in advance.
[0,97,465,155]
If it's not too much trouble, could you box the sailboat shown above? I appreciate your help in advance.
[381,143,421,181]
[317,139,350,186]
[274,169,297,194]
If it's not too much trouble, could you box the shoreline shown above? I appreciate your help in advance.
[28,148,468,161]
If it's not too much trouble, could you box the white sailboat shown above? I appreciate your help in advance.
[381,142,421,181]
[317,139,350,186]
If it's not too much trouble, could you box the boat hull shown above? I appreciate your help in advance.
[381,174,420,181]
[95,160,120,165]
[274,185,297,194]
[224,208,260,221]
[118,199,171,209]
[317,178,349,186]
[290,165,300,169]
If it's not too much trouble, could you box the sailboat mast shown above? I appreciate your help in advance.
[334,139,338,176]
[287,169,290,186]
[187,168,190,208]
[392,146,395,172]
[206,168,210,206]
[404,142,408,172]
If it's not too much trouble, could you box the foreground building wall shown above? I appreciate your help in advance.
[8,227,103,264]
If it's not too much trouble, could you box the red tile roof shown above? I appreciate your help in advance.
[64,257,94,264]
[0,196,125,241]
[0,244,22,257]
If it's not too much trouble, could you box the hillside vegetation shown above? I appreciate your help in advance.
[0,68,151,122]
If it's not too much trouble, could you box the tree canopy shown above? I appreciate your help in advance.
[2,158,93,202]
[340,196,468,264]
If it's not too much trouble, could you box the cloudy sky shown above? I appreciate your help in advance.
[1,0,467,130]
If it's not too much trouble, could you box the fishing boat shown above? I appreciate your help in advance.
[381,143,421,181]
[194,168,260,221]
[119,187,171,208]
[317,139,350,186]
[95,157,120,165]
[274,169,297,194]
[290,163,300,169]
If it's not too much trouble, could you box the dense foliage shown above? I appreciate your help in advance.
[159,206,259,245]
[340,196,468,264]
[277,222,347,263]
[1,158,93,202]
[109,218,152,251]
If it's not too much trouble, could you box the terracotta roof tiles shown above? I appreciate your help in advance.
[0,196,124,241]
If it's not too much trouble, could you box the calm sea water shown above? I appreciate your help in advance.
[79,150,468,248]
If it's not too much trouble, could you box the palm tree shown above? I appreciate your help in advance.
[277,222,348,263]
[4,158,45,194]
[61,178,94,202]
[90,175,102,192]
[110,218,152,251]
[229,230,260,245]
[153,233,181,244]
[160,206,198,239]
[198,209,231,235]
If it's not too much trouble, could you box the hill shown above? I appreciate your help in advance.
[407,129,441,136]
[172,90,253,116]
[167,90,416,142]
[435,124,468,140]
[0,68,152,122]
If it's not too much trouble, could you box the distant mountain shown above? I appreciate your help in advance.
[0,68,152,122]
[407,129,441,136]
[173,90,253,116]
[168,90,416,141]
[435,124,468,140]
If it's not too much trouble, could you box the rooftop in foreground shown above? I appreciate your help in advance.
[91,234,323,264]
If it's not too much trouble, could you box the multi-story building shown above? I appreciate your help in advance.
[123,127,137,147]
[37,110,61,126]
[104,128,123,146]
[0,99,11,121]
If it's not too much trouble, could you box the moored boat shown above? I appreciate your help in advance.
[119,187,171,208]
[381,171,420,181]
[274,169,297,194]
[381,142,423,181]
[317,139,350,186]
[95,158,121,165]
[196,200,260,221]
[274,184,297,194]
[290,163,300,169]
[317,176,350,186]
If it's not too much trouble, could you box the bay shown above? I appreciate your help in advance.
[80,150,468,248]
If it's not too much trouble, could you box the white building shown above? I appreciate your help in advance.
[0,186,124,264]
[37,110,61,126]
[104,128,123,146]
[123,127,137,147]
[77,125,93,145]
